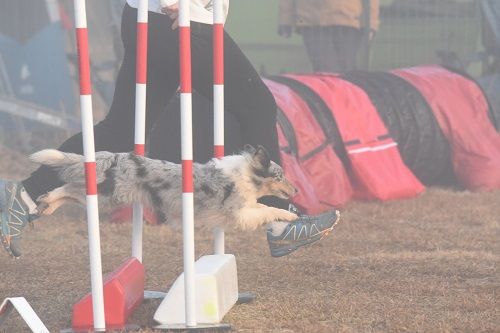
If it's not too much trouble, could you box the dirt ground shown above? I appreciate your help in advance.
[0,147,499,333]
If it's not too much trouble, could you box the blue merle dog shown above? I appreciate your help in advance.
[30,145,298,230]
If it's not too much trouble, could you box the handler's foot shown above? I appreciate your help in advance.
[267,209,340,257]
[0,180,38,258]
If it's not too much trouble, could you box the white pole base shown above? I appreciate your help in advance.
[153,254,238,325]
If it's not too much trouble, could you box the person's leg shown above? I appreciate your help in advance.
[301,26,341,72]
[331,26,364,72]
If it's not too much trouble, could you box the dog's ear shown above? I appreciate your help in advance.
[243,144,256,154]
[253,145,271,170]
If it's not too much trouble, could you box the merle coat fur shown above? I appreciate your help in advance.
[31,145,298,230]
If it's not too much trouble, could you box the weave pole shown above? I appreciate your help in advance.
[213,0,224,159]
[179,0,197,327]
[213,0,225,255]
[132,0,148,262]
[73,0,106,330]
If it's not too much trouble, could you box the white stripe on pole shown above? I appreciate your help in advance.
[213,84,224,150]
[80,95,96,162]
[182,191,195,325]
[178,0,190,28]
[137,0,148,23]
[132,0,148,262]
[85,195,105,330]
[180,94,193,161]
[131,202,144,261]
[213,226,225,255]
[74,0,87,28]
[213,0,225,23]
[134,84,147,147]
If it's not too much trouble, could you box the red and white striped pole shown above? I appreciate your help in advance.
[132,0,148,262]
[213,0,224,159]
[179,0,197,327]
[213,0,225,255]
[73,0,106,330]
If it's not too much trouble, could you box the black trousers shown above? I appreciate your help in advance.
[23,4,281,205]
[301,25,363,73]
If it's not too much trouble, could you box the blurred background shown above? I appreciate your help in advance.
[0,0,498,154]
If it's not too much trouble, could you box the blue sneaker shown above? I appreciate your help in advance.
[267,209,340,257]
[0,180,38,258]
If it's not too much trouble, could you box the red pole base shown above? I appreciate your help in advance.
[72,258,145,331]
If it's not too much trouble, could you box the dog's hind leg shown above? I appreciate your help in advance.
[37,185,85,215]
[37,197,81,215]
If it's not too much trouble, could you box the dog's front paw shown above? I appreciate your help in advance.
[277,210,298,222]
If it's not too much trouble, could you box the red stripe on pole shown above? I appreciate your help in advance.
[76,28,91,95]
[134,144,145,156]
[85,162,98,195]
[179,27,192,93]
[182,160,193,193]
[214,145,224,159]
[213,23,224,85]
[136,22,148,84]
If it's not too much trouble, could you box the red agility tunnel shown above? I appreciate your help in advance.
[149,65,499,207]
[280,74,425,201]
[394,66,500,191]
[72,258,145,331]
[264,79,353,213]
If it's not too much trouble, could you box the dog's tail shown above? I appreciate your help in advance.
[30,149,115,184]
[30,149,83,166]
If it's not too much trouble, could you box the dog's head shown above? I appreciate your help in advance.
[244,144,298,199]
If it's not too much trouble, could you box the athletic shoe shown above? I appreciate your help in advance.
[0,180,38,258]
[267,209,340,257]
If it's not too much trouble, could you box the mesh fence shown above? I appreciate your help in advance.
[225,0,490,76]
[372,0,481,71]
